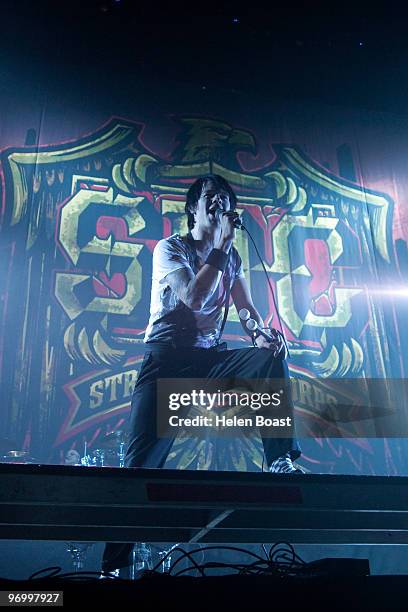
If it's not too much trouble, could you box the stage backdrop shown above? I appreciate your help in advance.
[1,88,408,474]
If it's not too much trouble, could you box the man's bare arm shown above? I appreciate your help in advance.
[165,263,225,310]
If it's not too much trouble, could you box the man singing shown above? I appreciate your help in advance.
[102,174,301,574]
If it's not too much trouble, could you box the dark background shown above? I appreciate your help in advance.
[1,0,408,114]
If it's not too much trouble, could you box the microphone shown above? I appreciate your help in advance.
[238,308,251,321]
[239,309,273,341]
[245,318,275,342]
[246,318,289,357]
[240,309,273,340]
[231,214,243,229]
[215,207,244,229]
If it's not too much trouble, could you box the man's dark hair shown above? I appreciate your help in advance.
[185,174,237,230]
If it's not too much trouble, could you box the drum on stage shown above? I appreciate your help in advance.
[80,431,128,467]
[1,450,37,463]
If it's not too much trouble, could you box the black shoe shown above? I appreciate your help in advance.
[99,569,120,579]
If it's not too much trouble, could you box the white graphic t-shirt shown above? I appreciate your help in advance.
[144,233,245,348]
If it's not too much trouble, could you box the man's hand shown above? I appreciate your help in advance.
[215,211,239,247]
[254,329,288,358]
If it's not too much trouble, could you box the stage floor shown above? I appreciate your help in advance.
[2,463,408,544]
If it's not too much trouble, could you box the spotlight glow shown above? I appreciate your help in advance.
[365,286,408,297]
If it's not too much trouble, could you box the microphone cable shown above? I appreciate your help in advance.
[240,222,290,356]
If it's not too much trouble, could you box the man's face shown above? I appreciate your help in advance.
[193,180,231,231]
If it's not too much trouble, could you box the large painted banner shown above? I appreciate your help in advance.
[1,110,407,474]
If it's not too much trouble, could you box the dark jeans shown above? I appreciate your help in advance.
[102,344,300,572]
